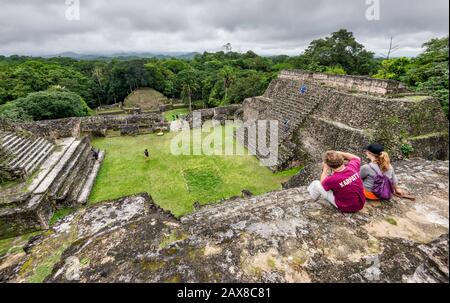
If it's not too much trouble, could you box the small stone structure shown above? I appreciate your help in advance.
[159,104,173,112]
[80,113,168,136]
[186,105,242,127]
[280,70,409,96]
[122,107,142,115]
[96,102,123,111]
[119,124,140,136]
[239,70,449,171]
[0,125,104,238]
[15,113,169,140]
[0,112,169,238]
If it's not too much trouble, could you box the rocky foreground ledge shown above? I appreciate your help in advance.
[0,159,448,283]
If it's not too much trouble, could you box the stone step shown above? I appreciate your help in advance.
[184,200,245,222]
[52,142,91,201]
[77,151,105,204]
[1,134,16,147]
[67,154,95,204]
[18,140,52,170]
[49,142,88,194]
[4,136,27,152]
[25,142,54,174]
[0,193,52,239]
[7,138,43,167]
[9,138,33,158]
[27,137,76,193]
[11,138,47,168]
[33,139,82,194]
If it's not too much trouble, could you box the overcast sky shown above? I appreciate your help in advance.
[0,0,448,57]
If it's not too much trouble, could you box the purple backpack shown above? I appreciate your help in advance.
[369,164,394,200]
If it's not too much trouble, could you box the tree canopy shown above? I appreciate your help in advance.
[0,30,448,121]
[0,88,91,121]
[373,36,449,116]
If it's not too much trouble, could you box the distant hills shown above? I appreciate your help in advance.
[39,51,200,60]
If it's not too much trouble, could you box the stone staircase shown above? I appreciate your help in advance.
[0,135,104,239]
[236,77,323,170]
[0,131,55,180]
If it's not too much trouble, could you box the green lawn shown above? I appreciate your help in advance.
[89,124,300,217]
[163,108,190,122]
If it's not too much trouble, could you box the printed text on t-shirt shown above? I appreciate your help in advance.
[339,173,360,188]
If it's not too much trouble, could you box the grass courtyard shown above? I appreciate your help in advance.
[163,108,190,122]
[89,124,300,217]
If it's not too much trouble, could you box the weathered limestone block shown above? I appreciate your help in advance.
[279,70,409,96]
[0,194,162,282]
[123,107,142,115]
[79,113,168,137]
[119,124,139,136]
[186,105,242,128]
[91,128,107,137]
[1,159,446,283]
[19,118,81,140]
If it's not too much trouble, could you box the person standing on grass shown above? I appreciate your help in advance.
[308,151,366,213]
[144,149,150,158]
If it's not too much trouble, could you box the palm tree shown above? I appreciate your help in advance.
[182,84,193,112]
[177,69,199,112]
[219,66,235,104]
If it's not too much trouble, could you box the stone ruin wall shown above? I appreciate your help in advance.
[79,113,168,137]
[279,70,409,96]
[4,106,242,141]
[96,102,123,111]
[0,118,17,133]
[18,118,81,141]
[242,70,449,176]
[293,86,448,162]
[293,92,448,161]
[186,105,242,127]
[8,113,169,140]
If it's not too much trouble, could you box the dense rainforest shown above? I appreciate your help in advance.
[0,29,448,121]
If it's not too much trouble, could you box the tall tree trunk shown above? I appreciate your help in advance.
[188,85,192,112]
[224,86,228,103]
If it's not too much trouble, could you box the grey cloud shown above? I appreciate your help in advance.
[0,0,448,56]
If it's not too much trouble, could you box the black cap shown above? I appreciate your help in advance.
[364,144,384,155]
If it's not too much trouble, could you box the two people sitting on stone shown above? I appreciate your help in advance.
[308,151,366,213]
[308,145,414,213]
